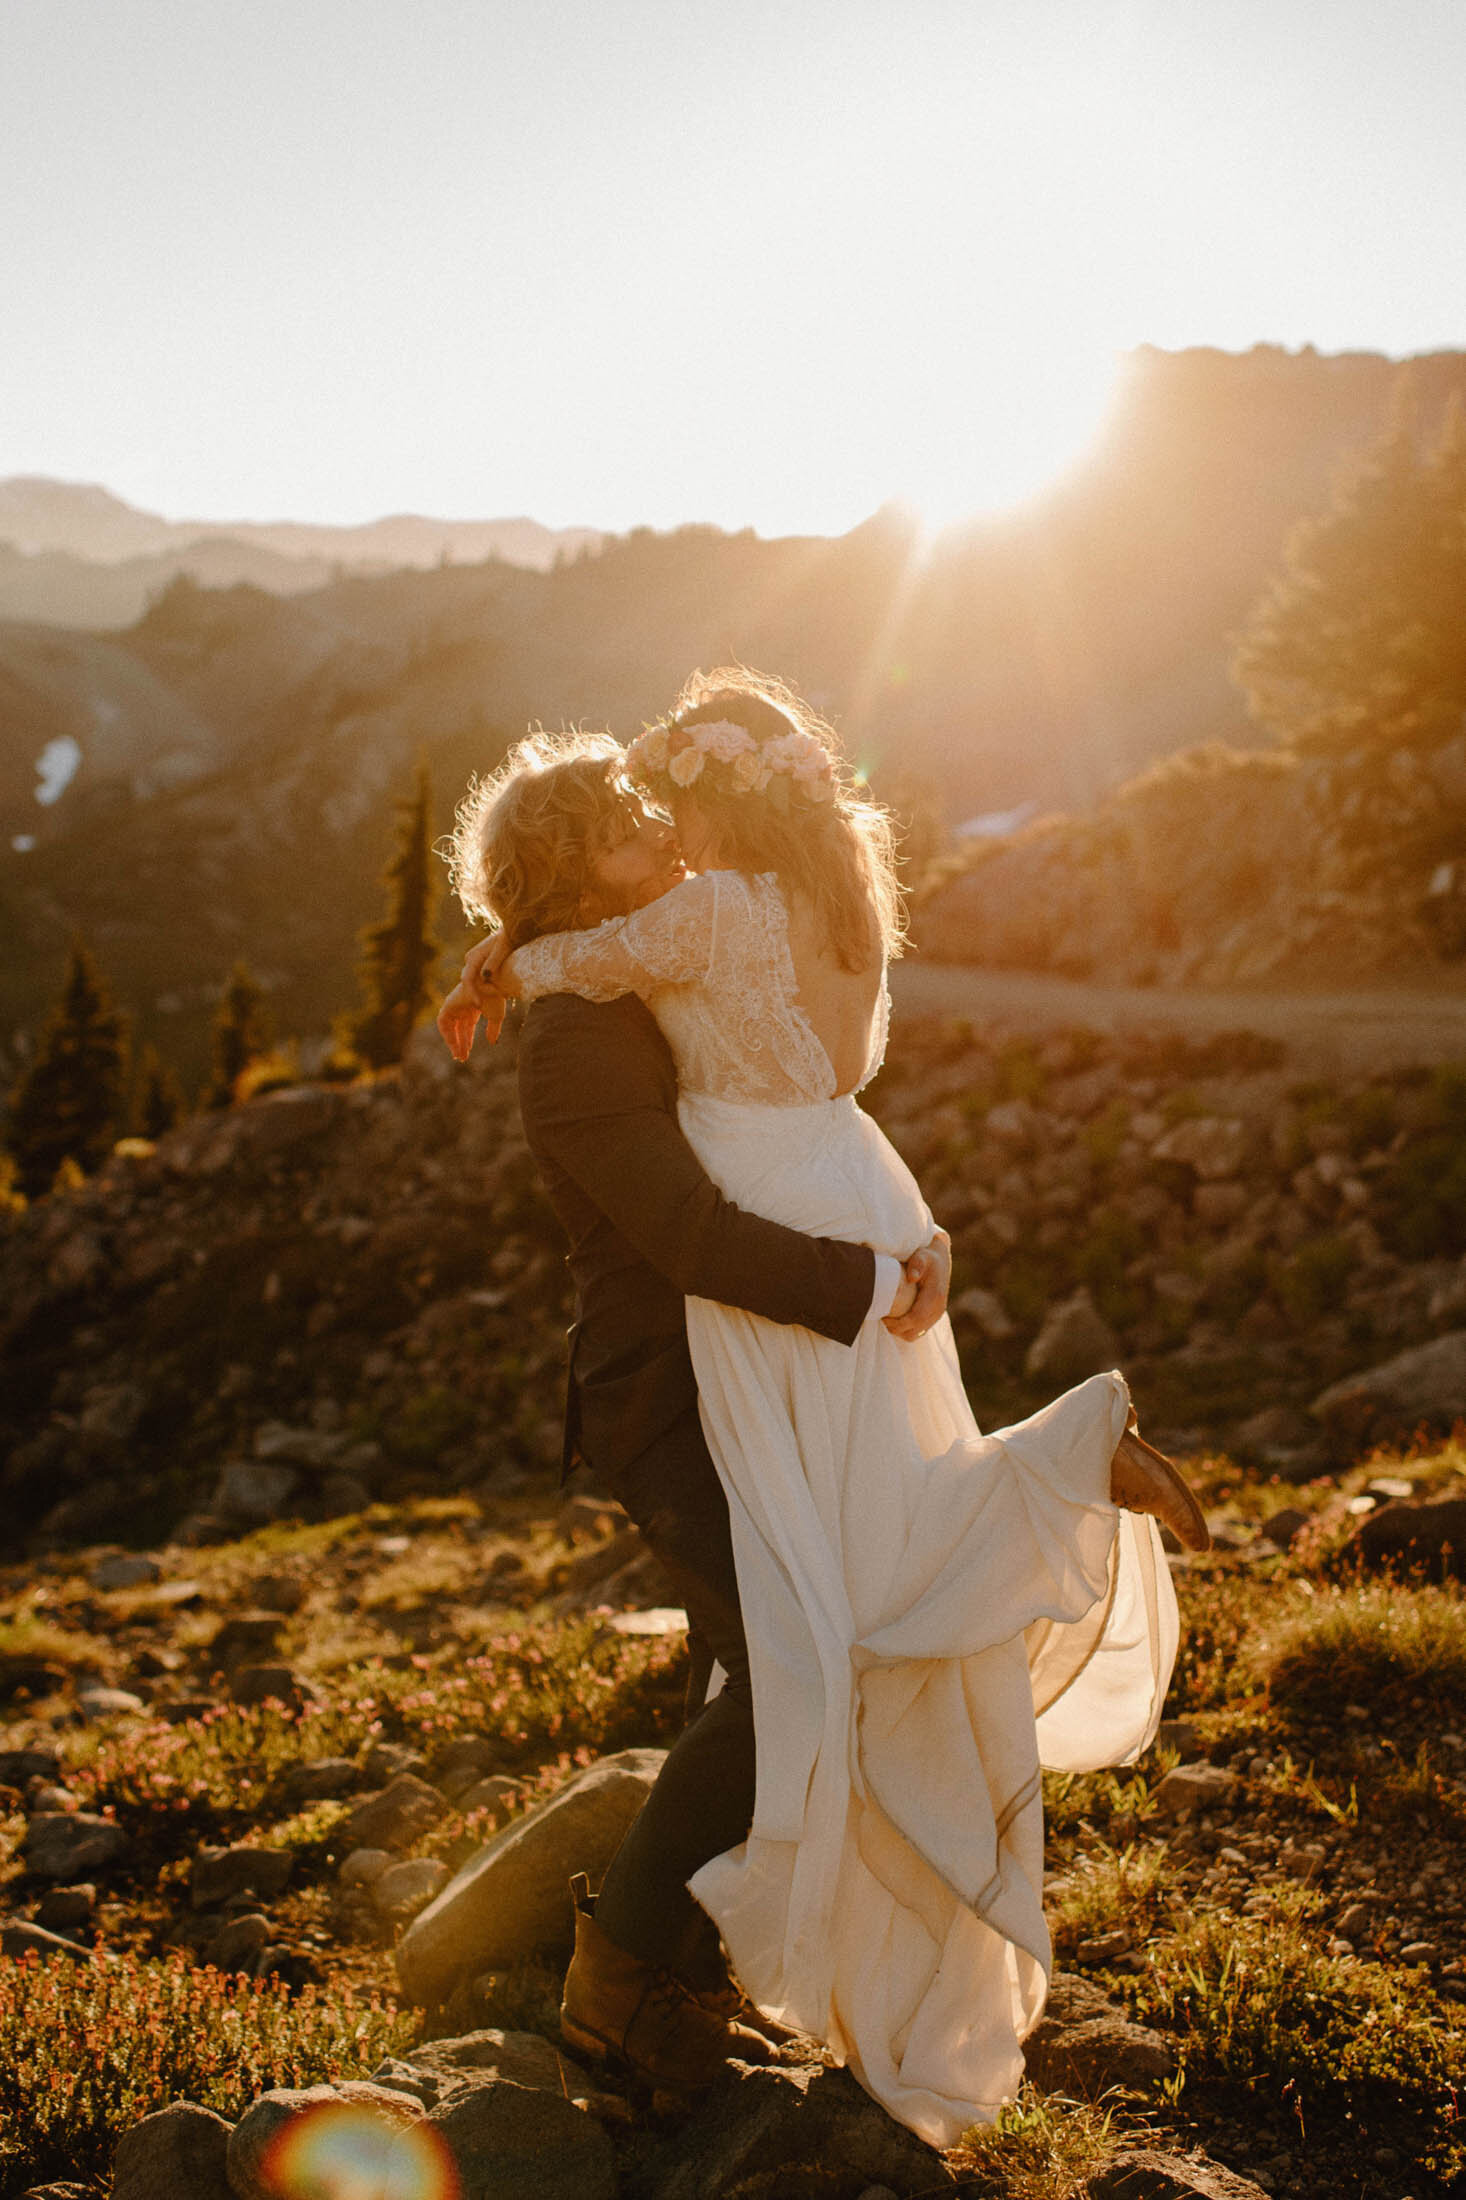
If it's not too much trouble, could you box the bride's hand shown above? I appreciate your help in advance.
[462,932,521,1000]
[883,1228,952,1342]
[437,977,505,1061]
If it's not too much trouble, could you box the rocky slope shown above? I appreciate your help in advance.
[3,1010,1465,1557]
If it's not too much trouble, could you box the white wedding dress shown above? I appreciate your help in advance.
[513,869,1178,2146]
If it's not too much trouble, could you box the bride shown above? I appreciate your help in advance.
[448,669,1207,2146]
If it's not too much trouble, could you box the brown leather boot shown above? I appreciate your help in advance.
[1110,1421,1211,1552]
[560,1875,768,2096]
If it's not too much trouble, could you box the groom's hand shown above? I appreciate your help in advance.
[883,1228,951,1342]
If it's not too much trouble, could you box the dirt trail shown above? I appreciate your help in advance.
[890,960,1466,1077]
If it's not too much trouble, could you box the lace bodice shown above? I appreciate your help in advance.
[511,870,891,1107]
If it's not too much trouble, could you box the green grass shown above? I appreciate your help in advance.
[1246,1579,1466,1723]
[948,2088,1115,2199]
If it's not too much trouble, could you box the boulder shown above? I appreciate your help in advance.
[641,2058,950,2200]
[76,1686,147,1721]
[1311,1330,1466,1450]
[112,2100,234,2200]
[1340,1495,1466,1582]
[91,1553,162,1590]
[1150,1117,1249,1181]
[339,1847,393,1887]
[205,1912,273,1970]
[229,1664,320,1711]
[425,2075,616,2200]
[226,2082,424,2200]
[210,1461,301,1526]
[1024,1973,1174,2095]
[190,1844,294,1909]
[207,1611,285,1669]
[1025,1289,1121,1385]
[395,1748,665,2005]
[408,2028,595,2096]
[362,1741,429,1785]
[20,1813,127,1879]
[35,1884,96,1931]
[284,1756,359,1803]
[0,1747,62,1787]
[339,1773,447,1854]
[1087,2148,1273,2198]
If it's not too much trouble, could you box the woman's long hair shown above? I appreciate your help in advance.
[660,669,905,970]
[444,730,630,948]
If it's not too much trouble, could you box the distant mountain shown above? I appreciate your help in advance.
[0,478,603,627]
[4,343,1465,1082]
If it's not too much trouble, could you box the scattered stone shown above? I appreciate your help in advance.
[1255,1507,1309,1548]
[396,1748,666,2005]
[1151,1117,1249,1180]
[205,1912,273,1970]
[0,1747,62,1787]
[229,1662,321,1710]
[90,1553,162,1590]
[113,2100,234,2200]
[1087,2148,1274,2198]
[254,1420,353,1469]
[429,1735,498,1795]
[1025,1288,1121,1384]
[157,1698,221,1725]
[29,1784,78,1813]
[1155,1719,1198,1755]
[285,1755,360,1802]
[250,1569,310,1613]
[76,1685,147,1720]
[35,1884,95,1931]
[1233,1404,1315,1458]
[191,1844,294,1909]
[20,1813,128,1879]
[339,1847,394,1888]
[1341,1495,1466,1582]
[458,1775,522,1819]
[210,1460,302,1526]
[362,1741,429,1785]
[226,2083,424,2200]
[1026,1972,1173,2094]
[643,2057,951,2200]
[207,1610,285,1669]
[1335,1901,1373,1940]
[373,1857,451,1922]
[1153,1763,1237,1817]
[340,1773,447,1854]
[410,2028,596,2095]
[0,1919,91,1962]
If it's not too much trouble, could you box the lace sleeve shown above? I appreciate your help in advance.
[510,872,720,1004]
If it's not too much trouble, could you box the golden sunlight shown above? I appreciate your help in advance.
[895,346,1123,533]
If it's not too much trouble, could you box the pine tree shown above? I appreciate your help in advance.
[134,1043,184,1138]
[7,939,129,1199]
[203,962,272,1110]
[350,764,440,1068]
[1234,379,1466,756]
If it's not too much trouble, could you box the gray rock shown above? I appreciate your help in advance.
[253,1420,352,1469]
[373,1857,451,1922]
[112,2099,234,2200]
[426,2079,616,2200]
[35,1883,95,1931]
[1087,2147,1273,2198]
[1153,1764,1237,1818]
[207,1611,285,1669]
[0,1919,91,1961]
[430,1735,499,1794]
[1311,1330,1466,1449]
[1341,1495,1466,1582]
[458,1775,521,1819]
[0,1747,62,1787]
[643,2057,950,2200]
[339,1846,393,1887]
[229,1663,320,1710]
[1025,1288,1121,1385]
[409,2028,595,2095]
[190,1844,294,1909]
[367,2056,444,2107]
[91,1552,162,1590]
[1025,1973,1174,2094]
[76,1685,147,1720]
[226,2082,424,2200]
[395,1748,665,2005]
[340,1773,447,1854]
[211,1460,301,1525]
[20,1812,128,1879]
[205,1912,273,1970]
[284,1755,359,1803]
[362,1741,429,1785]
[1150,1117,1249,1181]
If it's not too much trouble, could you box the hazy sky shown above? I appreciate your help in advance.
[4,0,1463,535]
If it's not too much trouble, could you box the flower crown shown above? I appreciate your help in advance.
[625,716,835,809]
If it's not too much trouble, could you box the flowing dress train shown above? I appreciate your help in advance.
[513,869,1178,2146]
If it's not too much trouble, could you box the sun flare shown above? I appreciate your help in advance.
[894,347,1124,534]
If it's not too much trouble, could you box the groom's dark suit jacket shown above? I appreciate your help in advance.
[518,992,876,1480]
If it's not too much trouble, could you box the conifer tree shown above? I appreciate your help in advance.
[134,1043,184,1138]
[350,763,440,1068]
[7,939,129,1198]
[203,962,272,1110]
[1234,381,1466,756]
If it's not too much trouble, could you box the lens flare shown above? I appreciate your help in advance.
[261,2101,461,2200]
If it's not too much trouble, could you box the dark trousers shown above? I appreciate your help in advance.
[592,1403,755,1982]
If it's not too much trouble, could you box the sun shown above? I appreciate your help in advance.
[896,346,1124,535]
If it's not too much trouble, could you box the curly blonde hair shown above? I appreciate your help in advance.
[444,730,633,949]
[653,668,905,970]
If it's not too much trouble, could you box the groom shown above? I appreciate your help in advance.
[438,797,950,2096]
